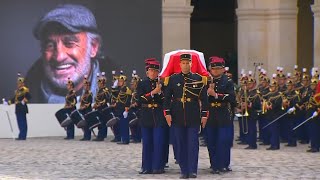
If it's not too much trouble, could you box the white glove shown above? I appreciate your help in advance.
[21,100,25,105]
[112,79,118,88]
[312,111,318,118]
[2,98,8,105]
[287,107,296,114]
[123,111,128,118]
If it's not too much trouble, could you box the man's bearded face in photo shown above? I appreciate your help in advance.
[41,31,98,89]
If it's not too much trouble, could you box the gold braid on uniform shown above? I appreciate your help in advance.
[116,87,132,104]
[80,91,92,109]
[65,90,76,108]
[10,87,29,105]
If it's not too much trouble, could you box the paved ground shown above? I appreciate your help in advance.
[1,123,320,179]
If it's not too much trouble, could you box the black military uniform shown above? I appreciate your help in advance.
[7,73,31,140]
[113,72,132,144]
[92,73,110,141]
[265,77,282,150]
[128,70,141,143]
[137,59,167,174]
[79,77,93,140]
[163,53,208,178]
[283,79,300,147]
[64,79,77,139]
[304,78,320,152]
[206,57,236,174]
[244,77,262,149]
[259,77,271,145]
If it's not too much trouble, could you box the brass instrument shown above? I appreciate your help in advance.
[261,91,274,114]
[241,85,249,134]
[243,85,249,117]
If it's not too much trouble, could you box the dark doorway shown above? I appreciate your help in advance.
[191,0,238,82]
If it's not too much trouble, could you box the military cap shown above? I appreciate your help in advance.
[311,78,318,85]
[270,74,278,87]
[180,53,192,61]
[17,72,25,84]
[83,75,90,86]
[118,70,127,81]
[67,77,74,87]
[209,56,225,68]
[145,59,160,71]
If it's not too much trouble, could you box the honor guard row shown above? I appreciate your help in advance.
[236,65,320,153]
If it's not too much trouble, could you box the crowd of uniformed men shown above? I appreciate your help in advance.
[5,53,320,179]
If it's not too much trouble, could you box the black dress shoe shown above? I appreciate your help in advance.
[139,170,152,174]
[237,141,247,145]
[245,146,257,150]
[153,169,165,174]
[179,174,188,179]
[92,138,104,141]
[306,148,319,153]
[189,173,197,178]
[299,140,309,144]
[285,144,297,147]
[224,167,232,172]
[117,141,129,145]
[15,138,26,140]
[164,163,169,168]
[210,169,220,174]
[266,146,279,150]
[64,137,74,140]
[111,138,120,142]
[80,138,90,141]
[175,160,179,164]
[259,142,270,145]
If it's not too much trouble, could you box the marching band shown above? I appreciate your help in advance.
[3,53,320,178]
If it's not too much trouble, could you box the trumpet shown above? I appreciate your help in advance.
[262,99,268,114]
[243,85,249,117]
[240,85,249,134]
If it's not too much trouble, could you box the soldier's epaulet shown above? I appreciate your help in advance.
[227,78,233,82]
[103,87,109,92]
[22,86,29,93]
[256,89,261,94]
[295,90,300,95]
[126,87,132,95]
[164,76,170,86]
[201,76,208,86]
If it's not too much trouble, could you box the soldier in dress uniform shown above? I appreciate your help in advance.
[137,59,167,174]
[129,70,141,143]
[79,76,93,141]
[282,75,300,147]
[243,76,262,149]
[296,69,310,144]
[260,75,272,146]
[63,78,77,140]
[113,71,132,144]
[92,72,110,141]
[5,73,32,140]
[206,57,236,174]
[236,72,248,145]
[163,53,208,179]
[304,76,320,152]
[265,74,283,150]
[276,68,288,142]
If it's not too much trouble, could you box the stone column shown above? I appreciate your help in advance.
[312,0,320,67]
[162,0,194,57]
[236,0,298,78]
[236,0,268,78]
[266,0,298,74]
